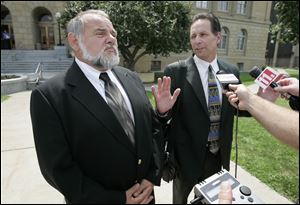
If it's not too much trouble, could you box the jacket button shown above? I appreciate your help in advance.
[138,159,142,165]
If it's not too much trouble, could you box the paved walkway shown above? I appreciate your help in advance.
[1,89,294,204]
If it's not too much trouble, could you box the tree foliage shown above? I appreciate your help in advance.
[60,1,191,70]
[270,1,299,45]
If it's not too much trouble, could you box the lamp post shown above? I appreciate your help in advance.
[55,12,62,46]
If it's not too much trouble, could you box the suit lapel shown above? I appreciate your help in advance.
[186,57,209,117]
[66,62,135,154]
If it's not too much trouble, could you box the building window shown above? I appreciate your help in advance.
[38,13,55,50]
[196,1,208,9]
[151,60,161,71]
[237,63,244,71]
[237,1,247,14]
[237,30,247,51]
[1,6,15,49]
[218,27,229,50]
[218,1,229,12]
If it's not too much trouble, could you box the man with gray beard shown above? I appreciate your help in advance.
[30,10,172,204]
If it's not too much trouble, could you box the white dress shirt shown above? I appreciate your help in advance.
[193,55,223,105]
[75,58,135,123]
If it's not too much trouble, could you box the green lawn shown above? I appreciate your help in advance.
[1,95,9,102]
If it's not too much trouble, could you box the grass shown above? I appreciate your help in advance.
[1,95,9,102]
[284,68,299,78]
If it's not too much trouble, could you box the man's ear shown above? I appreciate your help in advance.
[216,32,222,45]
[68,33,79,52]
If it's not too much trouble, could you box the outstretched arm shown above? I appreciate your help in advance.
[226,84,299,149]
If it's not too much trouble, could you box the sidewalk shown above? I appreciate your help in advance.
[1,90,294,204]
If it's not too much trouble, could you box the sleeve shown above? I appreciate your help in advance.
[30,88,126,203]
[145,106,164,186]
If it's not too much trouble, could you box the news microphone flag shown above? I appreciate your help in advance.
[254,67,279,90]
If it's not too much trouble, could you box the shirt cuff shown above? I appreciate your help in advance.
[156,109,169,118]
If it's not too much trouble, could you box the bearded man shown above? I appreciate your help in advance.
[30,10,168,204]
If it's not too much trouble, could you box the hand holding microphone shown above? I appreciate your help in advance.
[225,84,251,110]
[249,66,299,110]
[249,66,298,101]
[274,77,299,98]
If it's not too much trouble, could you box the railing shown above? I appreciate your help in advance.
[34,62,43,84]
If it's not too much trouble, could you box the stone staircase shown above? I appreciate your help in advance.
[1,48,73,90]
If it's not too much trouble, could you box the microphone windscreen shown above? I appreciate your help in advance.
[249,66,262,79]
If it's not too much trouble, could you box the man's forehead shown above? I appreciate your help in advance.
[191,19,211,31]
[82,13,112,25]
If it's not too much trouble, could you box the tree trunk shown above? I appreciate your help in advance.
[272,31,280,68]
[123,58,135,71]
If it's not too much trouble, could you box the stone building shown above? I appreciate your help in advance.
[1,1,275,72]
[137,1,273,72]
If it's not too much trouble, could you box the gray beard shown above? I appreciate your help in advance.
[79,40,120,69]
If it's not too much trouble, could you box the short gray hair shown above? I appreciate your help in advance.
[67,9,110,39]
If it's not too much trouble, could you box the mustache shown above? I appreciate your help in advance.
[104,45,117,52]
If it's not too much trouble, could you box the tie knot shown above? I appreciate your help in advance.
[99,72,110,84]
[208,65,213,73]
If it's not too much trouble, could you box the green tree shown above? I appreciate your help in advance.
[270,1,299,45]
[60,1,191,70]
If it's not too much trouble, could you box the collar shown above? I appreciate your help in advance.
[193,55,219,74]
[75,57,114,83]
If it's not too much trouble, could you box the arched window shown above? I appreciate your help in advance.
[219,27,229,50]
[237,30,247,51]
[35,11,55,50]
[39,14,53,22]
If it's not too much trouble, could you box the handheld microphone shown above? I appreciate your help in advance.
[216,70,239,90]
[249,66,298,101]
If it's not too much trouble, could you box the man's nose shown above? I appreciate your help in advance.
[194,36,203,44]
[106,34,117,45]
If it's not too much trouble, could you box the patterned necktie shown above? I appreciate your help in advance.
[99,72,135,146]
[207,65,221,154]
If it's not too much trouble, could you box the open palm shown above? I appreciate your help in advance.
[151,76,181,114]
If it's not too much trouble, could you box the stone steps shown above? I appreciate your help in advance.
[1,61,73,73]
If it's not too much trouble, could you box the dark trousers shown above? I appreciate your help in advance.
[172,149,221,204]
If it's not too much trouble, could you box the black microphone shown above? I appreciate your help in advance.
[249,66,298,100]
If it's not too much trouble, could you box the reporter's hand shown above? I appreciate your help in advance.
[226,84,252,110]
[151,76,181,114]
[256,73,286,102]
[274,77,299,97]
[257,86,279,102]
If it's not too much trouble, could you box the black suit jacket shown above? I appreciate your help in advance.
[163,56,243,186]
[30,61,162,203]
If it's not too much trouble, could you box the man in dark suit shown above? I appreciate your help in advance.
[152,12,250,203]
[30,10,165,203]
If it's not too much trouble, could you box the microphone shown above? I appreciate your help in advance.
[216,70,239,90]
[249,66,298,101]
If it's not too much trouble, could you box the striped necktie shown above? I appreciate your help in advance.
[207,65,221,154]
[99,72,135,146]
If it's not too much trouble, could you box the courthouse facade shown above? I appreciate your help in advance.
[1,1,274,72]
